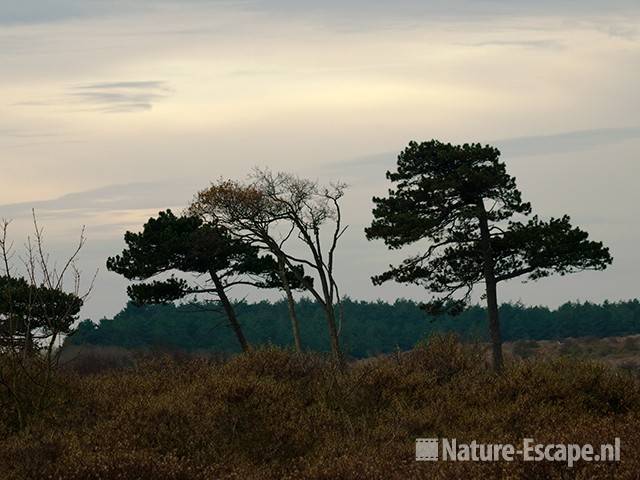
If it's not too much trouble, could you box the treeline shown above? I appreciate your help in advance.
[68,299,640,358]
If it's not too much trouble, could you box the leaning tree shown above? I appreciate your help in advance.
[107,209,290,353]
[366,140,612,371]
[189,179,311,352]
[191,171,348,363]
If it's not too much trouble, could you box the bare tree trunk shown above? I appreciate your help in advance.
[277,255,302,352]
[323,304,344,367]
[280,252,344,363]
[315,265,344,365]
[209,271,250,353]
[477,203,504,372]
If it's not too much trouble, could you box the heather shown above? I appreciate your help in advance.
[2,337,639,479]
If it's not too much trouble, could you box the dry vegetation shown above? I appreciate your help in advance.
[2,335,640,479]
[506,335,640,372]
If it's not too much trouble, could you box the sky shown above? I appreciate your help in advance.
[1,0,639,319]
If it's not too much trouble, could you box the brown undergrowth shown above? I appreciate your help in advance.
[1,335,639,479]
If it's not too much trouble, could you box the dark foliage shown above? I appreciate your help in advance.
[106,210,310,352]
[0,275,82,345]
[106,210,289,304]
[365,140,612,312]
[67,298,640,358]
[365,140,612,369]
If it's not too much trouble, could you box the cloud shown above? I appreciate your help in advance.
[12,81,172,114]
[494,127,640,157]
[463,39,564,50]
[0,180,195,219]
[0,1,106,25]
[0,127,79,149]
[599,23,639,40]
[330,127,640,177]
[0,128,62,139]
[75,81,166,90]
[2,1,639,26]
[324,152,395,177]
[68,81,172,113]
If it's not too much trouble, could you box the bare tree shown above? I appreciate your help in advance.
[0,212,95,430]
[189,180,304,351]
[191,171,348,363]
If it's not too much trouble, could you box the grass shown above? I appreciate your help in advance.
[1,335,640,479]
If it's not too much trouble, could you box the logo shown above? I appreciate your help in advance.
[415,438,621,467]
[415,438,439,461]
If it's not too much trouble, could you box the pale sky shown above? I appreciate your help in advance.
[1,1,639,319]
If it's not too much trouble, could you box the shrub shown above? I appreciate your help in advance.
[1,342,639,479]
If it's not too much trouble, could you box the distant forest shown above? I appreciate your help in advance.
[69,299,640,358]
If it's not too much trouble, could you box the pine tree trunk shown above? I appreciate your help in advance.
[484,276,503,371]
[210,271,250,353]
[477,203,504,372]
[277,255,302,352]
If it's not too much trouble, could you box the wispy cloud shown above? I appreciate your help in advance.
[0,180,194,219]
[0,127,78,149]
[463,39,564,50]
[333,127,640,174]
[68,81,172,113]
[495,127,640,157]
[2,1,639,27]
[12,81,172,114]
[0,128,62,139]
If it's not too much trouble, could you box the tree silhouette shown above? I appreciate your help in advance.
[0,276,82,350]
[366,140,612,370]
[107,210,290,352]
[191,171,348,364]
[251,170,348,364]
[188,179,311,352]
[0,215,91,430]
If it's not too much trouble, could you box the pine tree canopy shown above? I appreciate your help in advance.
[366,140,612,315]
